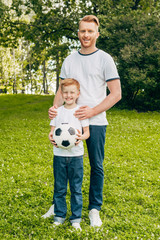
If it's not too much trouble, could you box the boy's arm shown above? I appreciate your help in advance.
[49,126,56,145]
[48,81,64,120]
[81,126,90,140]
[76,126,90,145]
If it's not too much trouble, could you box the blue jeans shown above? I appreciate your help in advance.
[53,155,83,224]
[86,125,107,211]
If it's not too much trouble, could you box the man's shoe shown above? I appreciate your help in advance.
[72,222,82,231]
[89,209,102,227]
[42,204,54,218]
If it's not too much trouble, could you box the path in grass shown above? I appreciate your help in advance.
[0,95,160,240]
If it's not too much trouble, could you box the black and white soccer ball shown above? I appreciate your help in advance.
[53,123,78,149]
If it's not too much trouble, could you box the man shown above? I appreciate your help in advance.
[42,15,122,227]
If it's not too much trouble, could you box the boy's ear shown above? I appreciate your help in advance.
[77,90,80,98]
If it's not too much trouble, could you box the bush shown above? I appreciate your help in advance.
[98,12,160,111]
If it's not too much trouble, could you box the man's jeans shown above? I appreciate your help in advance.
[86,125,107,211]
[53,155,83,224]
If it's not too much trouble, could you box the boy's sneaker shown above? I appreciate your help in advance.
[53,221,62,227]
[42,204,54,218]
[72,222,82,231]
[89,209,102,227]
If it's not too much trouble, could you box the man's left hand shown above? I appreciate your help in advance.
[74,106,94,120]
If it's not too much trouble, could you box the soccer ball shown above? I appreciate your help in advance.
[53,123,78,149]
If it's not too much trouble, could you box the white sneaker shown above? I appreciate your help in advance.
[53,221,61,227]
[72,222,82,231]
[89,209,102,227]
[42,204,54,218]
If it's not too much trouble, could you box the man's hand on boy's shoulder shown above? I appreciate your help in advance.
[48,105,58,119]
[74,105,94,120]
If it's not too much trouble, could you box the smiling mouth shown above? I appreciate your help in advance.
[66,98,72,101]
[83,39,90,42]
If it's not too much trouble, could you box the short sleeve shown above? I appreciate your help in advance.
[60,60,67,79]
[104,54,120,82]
[50,119,56,126]
[80,119,89,128]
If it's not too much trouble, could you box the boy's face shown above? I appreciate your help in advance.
[78,21,99,49]
[61,85,80,106]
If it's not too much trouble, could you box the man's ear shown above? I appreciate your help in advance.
[78,31,80,39]
[97,32,100,39]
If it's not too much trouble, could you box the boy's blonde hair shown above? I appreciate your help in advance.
[61,78,80,92]
[79,15,100,28]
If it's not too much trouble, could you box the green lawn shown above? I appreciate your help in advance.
[0,94,160,240]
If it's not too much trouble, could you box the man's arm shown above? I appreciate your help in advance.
[74,79,122,120]
[53,83,64,106]
[48,80,64,119]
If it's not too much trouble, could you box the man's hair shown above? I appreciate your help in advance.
[79,15,100,27]
[61,78,80,91]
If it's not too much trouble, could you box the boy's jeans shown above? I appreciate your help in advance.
[86,125,107,211]
[53,155,83,224]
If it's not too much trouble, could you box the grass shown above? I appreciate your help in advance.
[0,94,160,240]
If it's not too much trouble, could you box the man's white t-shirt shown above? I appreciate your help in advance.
[60,49,120,126]
[50,105,89,157]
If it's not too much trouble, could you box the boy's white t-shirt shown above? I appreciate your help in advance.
[50,105,89,157]
[60,49,120,126]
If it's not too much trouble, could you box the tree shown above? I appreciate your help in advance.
[98,11,160,111]
[1,0,159,111]
[0,0,81,92]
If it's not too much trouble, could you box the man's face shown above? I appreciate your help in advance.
[78,21,99,49]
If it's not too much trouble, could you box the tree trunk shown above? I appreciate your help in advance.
[13,49,17,94]
[43,60,47,94]
[56,52,60,93]
[29,63,32,94]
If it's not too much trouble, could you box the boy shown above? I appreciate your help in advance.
[49,78,90,230]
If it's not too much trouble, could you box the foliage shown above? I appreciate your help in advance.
[88,0,160,15]
[0,94,160,239]
[0,0,160,110]
[98,11,160,111]
[0,0,80,93]
[0,43,57,94]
